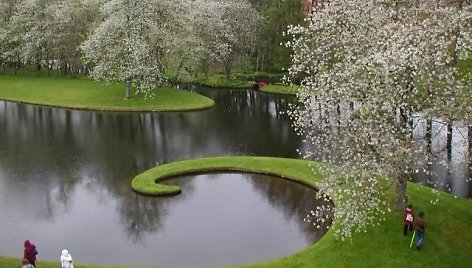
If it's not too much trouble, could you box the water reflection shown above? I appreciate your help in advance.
[302,102,471,198]
[411,115,471,197]
[0,89,306,266]
[0,88,469,266]
[155,173,329,268]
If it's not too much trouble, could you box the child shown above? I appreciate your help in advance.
[60,249,74,268]
[403,204,415,236]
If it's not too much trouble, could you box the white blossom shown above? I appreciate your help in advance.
[81,0,171,98]
[288,0,471,239]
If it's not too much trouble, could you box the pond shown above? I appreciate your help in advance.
[0,89,316,267]
[0,87,469,266]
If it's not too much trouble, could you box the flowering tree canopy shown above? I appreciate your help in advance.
[190,0,262,78]
[1,0,262,85]
[286,0,471,239]
[5,0,53,72]
[81,0,173,99]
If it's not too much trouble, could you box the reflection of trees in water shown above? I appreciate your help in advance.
[118,172,327,245]
[246,173,332,243]
[195,89,300,157]
[410,115,471,197]
[0,89,304,233]
[0,104,83,219]
[301,102,471,197]
[117,193,167,243]
[117,176,198,241]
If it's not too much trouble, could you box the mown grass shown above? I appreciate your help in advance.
[259,84,299,95]
[130,156,472,268]
[0,75,215,112]
[194,73,254,89]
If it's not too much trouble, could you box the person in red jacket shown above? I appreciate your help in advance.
[23,240,38,268]
[403,204,415,236]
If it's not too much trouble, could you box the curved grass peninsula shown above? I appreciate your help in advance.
[131,156,322,196]
[0,75,215,112]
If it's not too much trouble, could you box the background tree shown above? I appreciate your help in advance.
[81,0,171,99]
[0,0,20,72]
[218,0,262,78]
[8,0,53,74]
[162,0,201,82]
[48,0,101,75]
[186,0,262,79]
[286,0,471,239]
[251,0,306,73]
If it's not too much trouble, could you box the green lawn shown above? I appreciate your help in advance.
[260,84,298,95]
[130,156,472,268]
[195,74,254,89]
[0,75,215,111]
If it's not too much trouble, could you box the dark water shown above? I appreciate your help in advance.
[0,87,469,266]
[0,89,320,267]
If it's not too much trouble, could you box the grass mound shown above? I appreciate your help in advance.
[0,75,214,112]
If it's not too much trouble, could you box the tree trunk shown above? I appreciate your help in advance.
[125,79,131,99]
[468,126,471,170]
[395,175,408,211]
[426,117,432,154]
[36,60,41,76]
[174,57,185,82]
[261,53,264,71]
[447,123,453,162]
[224,59,232,79]
[256,47,260,72]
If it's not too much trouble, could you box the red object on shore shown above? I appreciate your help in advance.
[253,81,269,90]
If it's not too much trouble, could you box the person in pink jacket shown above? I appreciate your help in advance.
[23,240,38,268]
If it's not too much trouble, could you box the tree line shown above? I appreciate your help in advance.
[0,0,307,97]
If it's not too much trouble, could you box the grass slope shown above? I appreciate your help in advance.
[0,75,214,111]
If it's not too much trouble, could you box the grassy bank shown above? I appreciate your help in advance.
[131,156,472,268]
[0,75,215,112]
[194,73,254,89]
[259,84,298,95]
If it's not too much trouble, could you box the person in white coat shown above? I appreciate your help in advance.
[60,249,74,268]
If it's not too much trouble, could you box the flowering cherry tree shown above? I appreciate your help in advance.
[81,0,173,99]
[4,0,53,74]
[190,0,262,78]
[286,0,471,239]
[47,0,101,75]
